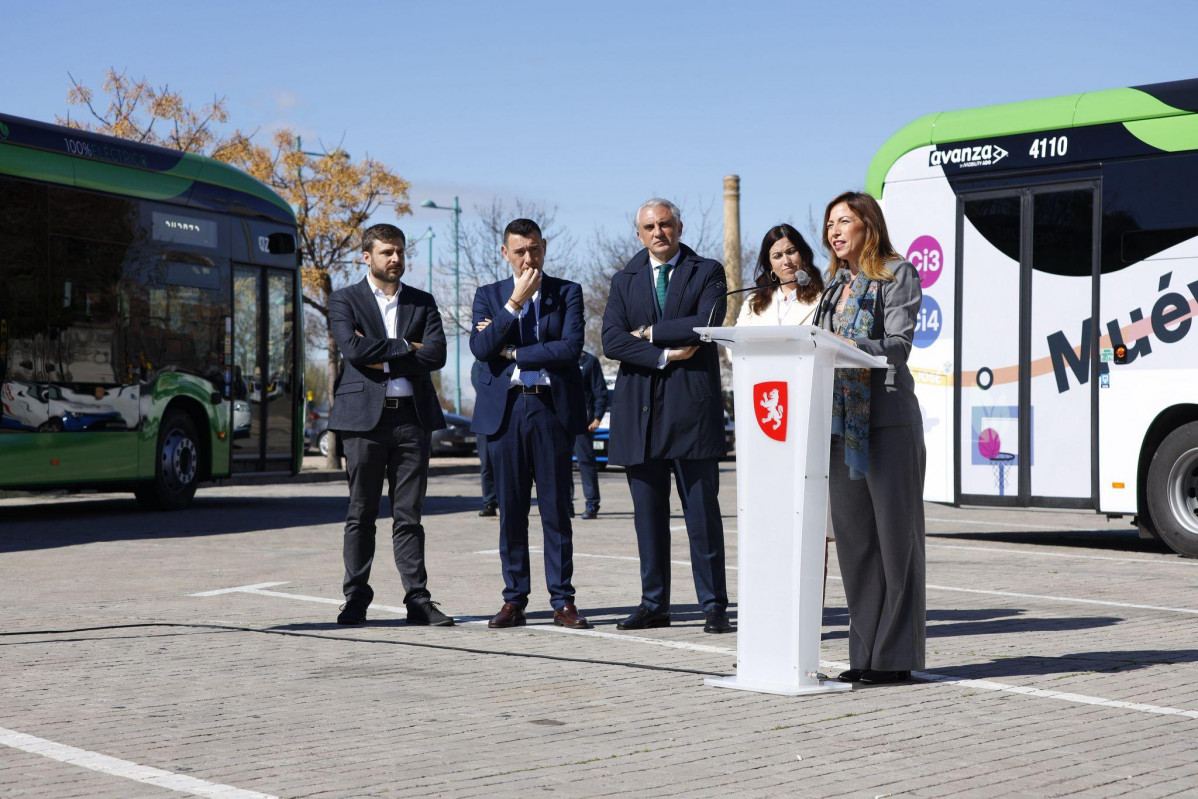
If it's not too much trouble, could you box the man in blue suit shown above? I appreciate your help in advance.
[601,198,732,634]
[469,218,590,630]
[327,223,453,627]
[571,350,609,519]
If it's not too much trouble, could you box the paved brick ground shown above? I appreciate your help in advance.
[2,464,1195,798]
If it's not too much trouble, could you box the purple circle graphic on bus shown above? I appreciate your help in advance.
[912,295,941,348]
[907,235,944,289]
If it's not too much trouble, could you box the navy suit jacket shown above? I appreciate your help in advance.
[327,277,447,433]
[601,244,727,465]
[469,274,587,438]
[579,350,609,424]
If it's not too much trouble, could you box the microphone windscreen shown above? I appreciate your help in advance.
[795,271,811,286]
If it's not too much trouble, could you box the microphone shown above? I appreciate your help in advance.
[813,268,850,328]
[704,273,810,328]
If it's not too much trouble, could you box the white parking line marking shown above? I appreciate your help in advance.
[0,726,278,798]
[191,582,289,597]
[910,673,1198,720]
[195,583,1198,720]
[919,581,1198,616]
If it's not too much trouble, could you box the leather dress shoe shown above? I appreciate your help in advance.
[479,503,498,517]
[860,670,912,685]
[553,603,590,629]
[616,605,670,630]
[703,607,732,634]
[336,600,368,626]
[406,599,454,627]
[488,602,526,628]
[581,506,599,520]
[836,669,866,683]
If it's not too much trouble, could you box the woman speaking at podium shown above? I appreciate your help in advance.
[817,191,926,686]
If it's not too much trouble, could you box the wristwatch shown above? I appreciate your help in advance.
[637,324,649,338]
[505,344,516,360]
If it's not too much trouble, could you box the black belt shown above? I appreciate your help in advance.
[383,396,415,409]
[511,384,549,395]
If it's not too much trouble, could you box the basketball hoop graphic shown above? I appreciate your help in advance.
[978,427,1014,496]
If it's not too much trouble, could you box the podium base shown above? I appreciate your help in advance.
[704,675,854,697]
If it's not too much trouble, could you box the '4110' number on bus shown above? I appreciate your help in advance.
[1029,135,1068,159]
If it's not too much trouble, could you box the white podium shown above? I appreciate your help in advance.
[694,324,886,696]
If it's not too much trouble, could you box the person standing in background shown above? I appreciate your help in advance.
[471,358,498,517]
[571,350,609,519]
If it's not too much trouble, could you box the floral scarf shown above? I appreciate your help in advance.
[831,270,879,480]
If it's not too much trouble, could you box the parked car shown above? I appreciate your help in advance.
[305,399,330,456]
[432,412,476,456]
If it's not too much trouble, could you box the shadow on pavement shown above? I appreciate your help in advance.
[0,493,476,552]
[931,648,1198,679]
[929,528,1175,556]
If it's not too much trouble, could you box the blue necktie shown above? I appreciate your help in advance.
[519,305,539,387]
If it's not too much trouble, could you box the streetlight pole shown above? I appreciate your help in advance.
[420,196,462,414]
[406,226,436,292]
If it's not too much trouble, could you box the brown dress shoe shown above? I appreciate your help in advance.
[553,603,590,629]
[488,602,526,628]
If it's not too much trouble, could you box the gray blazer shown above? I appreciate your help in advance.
[819,259,922,428]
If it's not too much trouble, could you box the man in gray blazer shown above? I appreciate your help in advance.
[327,223,452,627]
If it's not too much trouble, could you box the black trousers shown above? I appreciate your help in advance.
[626,457,726,613]
[341,402,433,604]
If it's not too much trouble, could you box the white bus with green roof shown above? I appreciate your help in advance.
[868,78,1198,556]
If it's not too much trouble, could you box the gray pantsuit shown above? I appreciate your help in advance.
[829,427,926,670]
[820,259,927,672]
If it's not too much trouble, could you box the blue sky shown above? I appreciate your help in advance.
[4,0,1196,286]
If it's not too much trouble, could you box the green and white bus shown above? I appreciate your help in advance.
[0,114,303,509]
[869,78,1198,556]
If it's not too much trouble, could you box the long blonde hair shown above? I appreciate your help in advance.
[822,191,901,283]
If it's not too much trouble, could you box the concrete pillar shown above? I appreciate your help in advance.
[723,174,742,325]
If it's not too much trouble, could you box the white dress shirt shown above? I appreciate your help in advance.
[506,289,551,387]
[367,275,414,397]
[735,285,819,327]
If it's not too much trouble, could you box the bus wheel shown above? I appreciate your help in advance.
[1146,422,1198,557]
[134,411,200,511]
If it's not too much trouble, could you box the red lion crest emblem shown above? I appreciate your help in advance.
[754,381,787,442]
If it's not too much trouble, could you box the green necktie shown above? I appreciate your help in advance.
[655,263,673,312]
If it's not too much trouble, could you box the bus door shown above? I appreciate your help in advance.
[956,181,1099,507]
[231,263,296,473]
